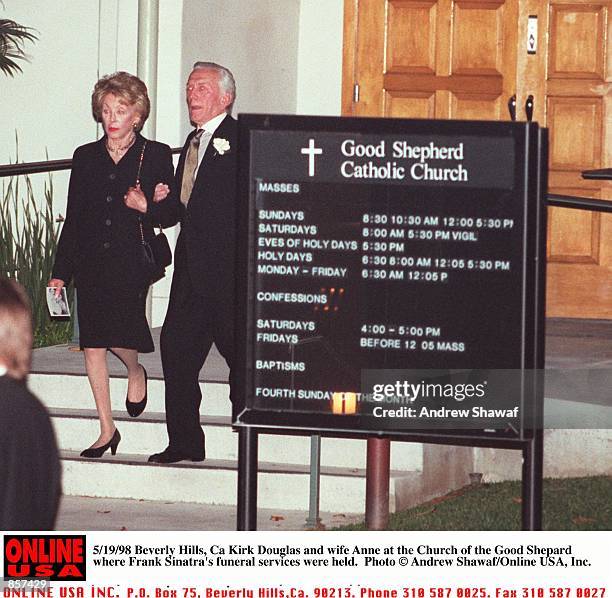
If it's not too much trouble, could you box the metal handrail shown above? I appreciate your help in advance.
[1,153,611,213]
[582,168,612,180]
[548,194,612,214]
[0,147,182,178]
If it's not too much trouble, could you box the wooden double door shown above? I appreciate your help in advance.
[342,0,611,318]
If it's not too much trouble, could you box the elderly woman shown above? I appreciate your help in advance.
[49,72,172,458]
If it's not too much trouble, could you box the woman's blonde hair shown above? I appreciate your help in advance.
[0,278,33,380]
[91,71,150,131]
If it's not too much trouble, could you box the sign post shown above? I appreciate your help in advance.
[235,115,548,530]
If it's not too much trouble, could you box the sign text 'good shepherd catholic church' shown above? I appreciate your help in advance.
[255,130,515,188]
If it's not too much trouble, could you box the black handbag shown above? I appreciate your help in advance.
[135,141,172,287]
[139,221,172,286]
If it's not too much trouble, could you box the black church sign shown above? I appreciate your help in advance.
[235,115,547,442]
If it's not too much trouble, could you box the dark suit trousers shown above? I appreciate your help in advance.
[160,258,234,454]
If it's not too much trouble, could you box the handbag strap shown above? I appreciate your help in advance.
[135,140,164,241]
[135,140,147,186]
[137,140,148,245]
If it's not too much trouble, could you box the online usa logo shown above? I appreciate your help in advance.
[3,535,86,581]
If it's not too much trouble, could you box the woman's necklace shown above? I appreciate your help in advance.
[106,133,136,155]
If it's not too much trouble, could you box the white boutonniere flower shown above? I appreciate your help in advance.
[213,137,231,155]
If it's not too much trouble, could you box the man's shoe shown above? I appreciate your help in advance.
[148,447,205,464]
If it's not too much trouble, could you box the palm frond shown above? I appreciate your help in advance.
[0,18,38,77]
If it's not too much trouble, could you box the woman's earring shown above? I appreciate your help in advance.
[133,122,138,129]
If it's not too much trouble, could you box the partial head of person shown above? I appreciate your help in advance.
[0,278,33,381]
[186,61,236,127]
[91,71,151,141]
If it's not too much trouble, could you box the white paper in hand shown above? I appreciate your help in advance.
[46,287,71,318]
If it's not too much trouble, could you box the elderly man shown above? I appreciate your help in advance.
[0,278,61,528]
[148,62,238,463]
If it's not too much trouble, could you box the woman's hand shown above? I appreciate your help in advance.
[153,183,170,203]
[48,278,65,297]
[124,184,148,213]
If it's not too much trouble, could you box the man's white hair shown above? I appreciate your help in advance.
[192,61,236,113]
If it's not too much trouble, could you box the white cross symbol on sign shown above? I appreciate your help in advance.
[301,138,323,176]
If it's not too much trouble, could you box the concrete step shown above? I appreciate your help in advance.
[30,373,230,416]
[59,450,419,512]
[49,408,423,470]
[33,370,424,512]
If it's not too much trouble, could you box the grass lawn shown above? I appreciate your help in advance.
[340,476,611,530]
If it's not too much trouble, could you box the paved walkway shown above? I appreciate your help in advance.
[56,495,361,531]
[32,328,229,381]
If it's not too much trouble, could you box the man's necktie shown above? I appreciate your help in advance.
[180,129,205,206]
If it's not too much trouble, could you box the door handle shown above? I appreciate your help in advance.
[508,95,517,121]
[525,95,534,121]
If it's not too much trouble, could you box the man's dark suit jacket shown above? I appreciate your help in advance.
[154,114,238,300]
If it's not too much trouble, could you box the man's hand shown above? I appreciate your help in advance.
[124,184,148,213]
[48,278,65,297]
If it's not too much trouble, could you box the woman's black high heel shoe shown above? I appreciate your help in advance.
[126,365,147,418]
[80,429,121,458]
